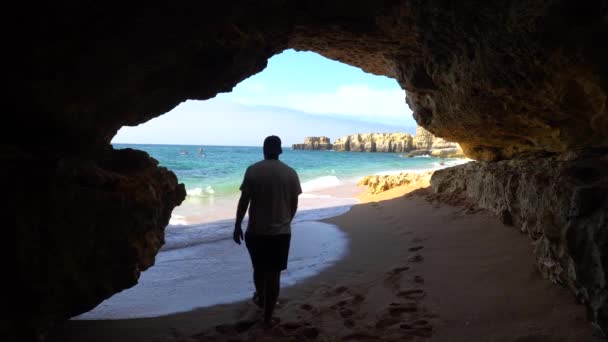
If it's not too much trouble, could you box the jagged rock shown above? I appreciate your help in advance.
[430,150,608,333]
[358,171,434,194]
[292,136,332,150]
[333,133,413,152]
[4,146,185,339]
[409,127,463,157]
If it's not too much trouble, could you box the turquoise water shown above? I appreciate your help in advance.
[113,143,459,199]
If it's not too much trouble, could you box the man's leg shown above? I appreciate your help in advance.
[252,268,264,308]
[263,271,281,325]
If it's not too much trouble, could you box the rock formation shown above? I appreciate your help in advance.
[358,171,434,194]
[333,133,414,152]
[292,136,333,150]
[430,150,607,333]
[331,130,463,157]
[6,0,608,338]
[408,127,465,157]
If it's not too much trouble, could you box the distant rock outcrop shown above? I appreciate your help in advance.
[295,130,464,156]
[292,136,333,150]
[333,133,413,152]
[409,127,464,158]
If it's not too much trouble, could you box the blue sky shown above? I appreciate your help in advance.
[112,49,416,146]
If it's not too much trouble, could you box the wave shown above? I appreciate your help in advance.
[169,214,188,225]
[162,204,353,252]
[301,175,342,192]
[186,185,215,197]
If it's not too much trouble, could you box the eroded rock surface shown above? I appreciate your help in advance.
[292,136,333,150]
[359,171,434,194]
[409,127,464,157]
[430,150,608,333]
[333,133,414,152]
[4,147,185,340]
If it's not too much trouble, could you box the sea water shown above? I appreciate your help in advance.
[77,144,467,319]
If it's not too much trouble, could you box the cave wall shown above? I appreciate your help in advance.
[5,0,608,339]
[431,151,607,333]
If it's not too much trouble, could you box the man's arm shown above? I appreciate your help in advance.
[233,191,250,244]
[289,195,298,221]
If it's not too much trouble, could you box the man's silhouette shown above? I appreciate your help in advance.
[233,135,302,326]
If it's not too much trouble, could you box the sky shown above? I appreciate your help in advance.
[112,49,416,146]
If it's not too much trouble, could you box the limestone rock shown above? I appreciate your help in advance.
[333,133,413,152]
[409,127,463,157]
[430,150,608,333]
[292,136,332,150]
[358,171,434,194]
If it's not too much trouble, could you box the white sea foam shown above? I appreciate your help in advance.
[186,185,215,197]
[169,214,188,226]
[301,175,342,192]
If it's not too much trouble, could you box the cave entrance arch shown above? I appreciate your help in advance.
[80,49,432,319]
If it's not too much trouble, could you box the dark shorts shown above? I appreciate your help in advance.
[245,234,291,271]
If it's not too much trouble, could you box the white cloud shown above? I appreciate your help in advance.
[226,84,415,126]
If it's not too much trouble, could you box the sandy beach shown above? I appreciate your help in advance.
[49,184,601,341]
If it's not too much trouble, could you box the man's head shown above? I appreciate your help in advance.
[263,135,282,160]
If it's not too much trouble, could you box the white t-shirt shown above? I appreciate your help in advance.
[240,159,302,235]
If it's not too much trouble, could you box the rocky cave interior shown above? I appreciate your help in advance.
[5,1,607,340]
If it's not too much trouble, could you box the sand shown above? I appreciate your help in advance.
[48,185,602,342]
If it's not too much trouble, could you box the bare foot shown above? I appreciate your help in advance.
[262,317,281,330]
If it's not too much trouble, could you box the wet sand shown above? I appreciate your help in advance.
[49,187,601,341]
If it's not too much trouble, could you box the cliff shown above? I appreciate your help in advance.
[330,130,463,157]
[292,136,332,150]
[333,133,413,152]
[409,127,465,157]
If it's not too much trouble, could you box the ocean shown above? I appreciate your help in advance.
[77,144,467,319]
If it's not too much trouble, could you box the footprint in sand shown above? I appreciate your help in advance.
[408,254,424,263]
[273,321,319,340]
[327,285,349,296]
[326,291,367,329]
[299,303,314,311]
[388,302,419,316]
[375,317,401,330]
[411,237,428,243]
[341,332,381,341]
[388,266,410,276]
[343,318,356,328]
[339,307,354,318]
[400,319,433,337]
[397,288,426,300]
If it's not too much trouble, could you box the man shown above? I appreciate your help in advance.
[233,135,302,326]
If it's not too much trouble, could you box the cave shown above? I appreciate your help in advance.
[5,1,607,340]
